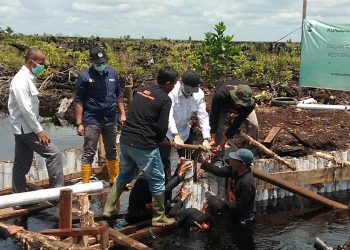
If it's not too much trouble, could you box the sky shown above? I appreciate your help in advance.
[0,0,349,42]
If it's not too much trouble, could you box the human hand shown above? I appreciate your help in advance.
[119,114,126,125]
[37,131,50,146]
[7,225,24,235]
[178,161,192,176]
[202,139,211,151]
[173,135,184,149]
[180,188,192,201]
[76,124,85,136]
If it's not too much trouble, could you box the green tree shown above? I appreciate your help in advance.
[194,22,240,86]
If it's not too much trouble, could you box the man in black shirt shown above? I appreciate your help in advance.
[209,80,259,151]
[201,148,256,224]
[103,66,178,227]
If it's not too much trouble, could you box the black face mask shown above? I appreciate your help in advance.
[181,83,198,97]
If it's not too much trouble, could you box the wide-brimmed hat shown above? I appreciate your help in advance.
[89,47,108,64]
[229,84,255,107]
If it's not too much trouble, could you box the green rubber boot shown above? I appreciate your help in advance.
[151,192,175,227]
[103,182,126,218]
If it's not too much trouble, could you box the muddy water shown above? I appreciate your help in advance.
[0,117,349,249]
[0,116,83,160]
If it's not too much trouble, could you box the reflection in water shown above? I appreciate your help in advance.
[0,116,83,160]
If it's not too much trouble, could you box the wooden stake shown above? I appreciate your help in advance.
[59,188,72,229]
[239,131,297,171]
[160,140,207,152]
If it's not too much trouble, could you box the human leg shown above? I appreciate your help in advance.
[12,134,34,193]
[102,124,119,184]
[103,144,137,217]
[81,124,101,183]
[130,147,175,226]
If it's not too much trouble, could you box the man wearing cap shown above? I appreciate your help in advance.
[209,80,258,151]
[201,148,256,224]
[103,66,178,227]
[160,70,211,179]
[74,46,126,184]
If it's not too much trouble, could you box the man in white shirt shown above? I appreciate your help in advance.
[160,71,211,180]
[8,48,64,193]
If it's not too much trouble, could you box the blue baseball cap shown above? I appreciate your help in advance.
[223,148,254,167]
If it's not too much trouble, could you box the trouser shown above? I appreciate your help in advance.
[215,109,259,145]
[13,132,64,193]
[159,134,193,182]
[117,144,165,194]
[81,123,117,164]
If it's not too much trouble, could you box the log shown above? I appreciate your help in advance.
[160,140,207,152]
[109,229,151,250]
[239,131,297,171]
[283,126,312,148]
[0,222,99,250]
[251,167,348,210]
[313,151,350,168]
[39,224,107,237]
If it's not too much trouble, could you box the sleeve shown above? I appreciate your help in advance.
[0,226,10,240]
[166,174,184,192]
[157,97,172,141]
[196,93,211,139]
[11,85,43,134]
[209,94,222,134]
[168,200,186,219]
[167,94,178,137]
[225,105,254,138]
[74,73,87,103]
[115,71,124,98]
[201,161,231,177]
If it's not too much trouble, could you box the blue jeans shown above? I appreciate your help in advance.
[117,144,165,194]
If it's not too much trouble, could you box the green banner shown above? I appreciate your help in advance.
[300,19,350,90]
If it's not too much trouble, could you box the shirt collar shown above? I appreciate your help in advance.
[21,65,35,81]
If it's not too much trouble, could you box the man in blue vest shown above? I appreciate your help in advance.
[74,47,126,185]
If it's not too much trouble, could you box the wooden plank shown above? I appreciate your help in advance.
[263,126,281,144]
[99,223,109,250]
[126,222,179,241]
[255,164,350,190]
[0,203,53,220]
[109,229,152,250]
[39,225,107,237]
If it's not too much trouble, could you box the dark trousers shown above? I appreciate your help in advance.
[13,132,64,193]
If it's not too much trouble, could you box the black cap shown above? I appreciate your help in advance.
[89,47,108,64]
[181,70,202,87]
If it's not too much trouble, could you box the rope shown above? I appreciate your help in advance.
[276,26,302,42]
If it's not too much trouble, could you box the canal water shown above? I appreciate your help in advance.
[0,116,349,249]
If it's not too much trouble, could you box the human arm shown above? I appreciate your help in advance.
[224,106,254,140]
[117,96,126,125]
[201,161,232,177]
[74,74,87,136]
[196,92,211,149]
[165,160,192,192]
[10,84,43,134]
[209,94,222,139]
[157,98,172,142]
[75,101,85,136]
